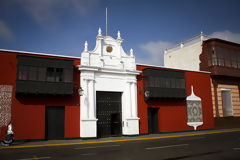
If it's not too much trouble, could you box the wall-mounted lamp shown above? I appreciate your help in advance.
[78,87,84,96]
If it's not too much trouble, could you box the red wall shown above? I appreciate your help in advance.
[0,50,214,140]
[185,71,214,130]
[137,65,214,134]
[0,51,80,140]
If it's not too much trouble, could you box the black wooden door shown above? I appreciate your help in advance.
[45,106,65,140]
[97,92,122,138]
[148,108,159,134]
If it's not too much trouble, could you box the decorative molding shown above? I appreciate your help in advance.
[0,85,13,127]
[186,85,203,130]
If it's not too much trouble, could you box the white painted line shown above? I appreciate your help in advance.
[74,144,120,150]
[18,157,51,160]
[80,153,96,156]
[146,144,189,150]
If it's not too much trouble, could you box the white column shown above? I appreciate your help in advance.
[128,82,132,117]
[80,79,89,119]
[131,82,137,117]
[88,79,95,119]
[124,81,139,136]
[80,77,97,138]
[86,80,90,118]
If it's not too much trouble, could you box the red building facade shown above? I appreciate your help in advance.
[0,50,80,140]
[0,37,214,140]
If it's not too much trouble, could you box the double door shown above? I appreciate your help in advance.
[97,92,122,138]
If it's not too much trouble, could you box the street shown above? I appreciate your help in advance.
[0,131,240,160]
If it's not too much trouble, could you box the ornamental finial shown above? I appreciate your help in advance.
[98,27,102,36]
[84,41,88,52]
[130,48,134,57]
[117,30,121,39]
[200,31,204,41]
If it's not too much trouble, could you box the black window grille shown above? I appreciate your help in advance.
[38,67,46,81]
[16,55,74,96]
[18,65,28,80]
[143,68,186,100]
[46,67,55,82]
[29,66,37,81]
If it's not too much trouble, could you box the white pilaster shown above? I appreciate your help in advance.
[123,80,139,135]
[128,82,133,117]
[131,82,138,117]
[88,79,95,119]
[80,76,97,138]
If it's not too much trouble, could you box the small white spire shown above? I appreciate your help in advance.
[191,85,195,96]
[98,27,102,36]
[130,48,134,57]
[117,30,121,39]
[84,41,88,52]
[200,31,204,41]
[180,42,184,48]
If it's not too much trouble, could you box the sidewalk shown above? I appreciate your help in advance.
[2,128,240,149]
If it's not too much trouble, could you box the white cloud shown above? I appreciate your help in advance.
[19,0,100,25]
[137,41,174,66]
[210,30,240,44]
[0,20,14,42]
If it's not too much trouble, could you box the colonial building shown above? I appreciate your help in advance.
[0,29,214,140]
[164,33,240,128]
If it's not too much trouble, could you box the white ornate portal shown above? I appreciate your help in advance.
[186,86,203,130]
[78,28,141,138]
[0,85,13,127]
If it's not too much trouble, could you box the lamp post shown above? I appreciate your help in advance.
[78,87,84,96]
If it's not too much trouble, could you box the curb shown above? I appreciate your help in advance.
[1,128,240,149]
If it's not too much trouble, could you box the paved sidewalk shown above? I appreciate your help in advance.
[1,128,240,149]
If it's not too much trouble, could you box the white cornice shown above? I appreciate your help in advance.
[0,48,80,59]
[78,65,141,75]
[136,63,211,74]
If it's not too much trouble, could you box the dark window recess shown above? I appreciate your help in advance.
[143,68,186,100]
[56,68,63,82]
[28,66,37,81]
[64,69,73,83]
[208,46,240,69]
[16,55,74,96]
[46,67,55,82]
[38,67,46,81]
[18,65,28,80]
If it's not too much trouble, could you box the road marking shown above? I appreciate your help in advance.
[1,129,240,149]
[18,157,50,160]
[234,148,240,150]
[146,144,188,150]
[80,153,96,156]
[74,144,120,149]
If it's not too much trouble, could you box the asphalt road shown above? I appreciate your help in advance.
[1,131,240,160]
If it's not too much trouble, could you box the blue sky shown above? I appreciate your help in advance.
[1,0,240,66]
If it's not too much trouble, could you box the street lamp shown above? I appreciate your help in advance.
[78,87,84,96]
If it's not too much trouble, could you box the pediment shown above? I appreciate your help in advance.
[80,29,137,71]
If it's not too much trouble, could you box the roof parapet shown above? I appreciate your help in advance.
[165,32,212,55]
